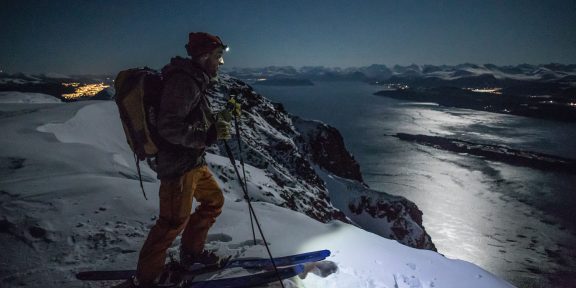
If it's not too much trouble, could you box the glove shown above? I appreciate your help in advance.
[226,98,242,117]
[215,117,231,140]
[215,98,240,141]
[218,109,233,122]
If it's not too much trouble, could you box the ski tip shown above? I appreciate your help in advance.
[308,249,331,259]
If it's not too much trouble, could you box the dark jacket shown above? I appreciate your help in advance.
[155,57,217,179]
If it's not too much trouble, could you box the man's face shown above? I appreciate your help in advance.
[203,47,225,78]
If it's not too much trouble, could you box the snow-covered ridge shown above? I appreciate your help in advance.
[209,75,436,250]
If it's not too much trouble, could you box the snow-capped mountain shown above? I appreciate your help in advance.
[0,75,513,287]
[223,63,576,84]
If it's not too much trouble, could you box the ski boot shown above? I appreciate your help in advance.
[113,265,184,288]
[180,250,230,271]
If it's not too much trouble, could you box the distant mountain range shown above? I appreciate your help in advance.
[2,63,575,100]
[223,63,576,86]
[4,63,576,85]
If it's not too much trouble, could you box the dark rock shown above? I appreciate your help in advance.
[348,194,436,250]
[293,118,363,183]
[28,226,46,239]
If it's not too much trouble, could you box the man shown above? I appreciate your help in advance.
[127,32,231,288]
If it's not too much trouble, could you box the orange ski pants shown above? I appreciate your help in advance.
[136,165,224,287]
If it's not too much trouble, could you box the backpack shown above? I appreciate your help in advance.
[114,67,163,199]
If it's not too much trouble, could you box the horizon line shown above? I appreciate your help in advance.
[2,62,576,76]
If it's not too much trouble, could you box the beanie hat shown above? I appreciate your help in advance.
[185,32,227,58]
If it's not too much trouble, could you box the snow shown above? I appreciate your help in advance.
[0,97,514,287]
[0,91,62,104]
[43,73,71,79]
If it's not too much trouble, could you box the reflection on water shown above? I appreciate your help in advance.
[254,81,576,288]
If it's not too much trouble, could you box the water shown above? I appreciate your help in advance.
[253,81,576,288]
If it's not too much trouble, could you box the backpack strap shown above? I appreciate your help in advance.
[134,153,148,200]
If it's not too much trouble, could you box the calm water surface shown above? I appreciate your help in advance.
[254,81,576,288]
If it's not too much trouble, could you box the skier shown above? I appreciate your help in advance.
[123,32,231,288]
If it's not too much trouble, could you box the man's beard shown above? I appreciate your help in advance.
[206,66,219,79]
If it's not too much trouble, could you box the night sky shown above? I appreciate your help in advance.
[1,0,575,75]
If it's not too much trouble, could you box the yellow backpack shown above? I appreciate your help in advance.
[114,67,163,198]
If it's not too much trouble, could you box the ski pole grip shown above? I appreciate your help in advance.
[226,98,242,117]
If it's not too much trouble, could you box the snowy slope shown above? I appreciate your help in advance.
[0,91,62,104]
[0,93,513,287]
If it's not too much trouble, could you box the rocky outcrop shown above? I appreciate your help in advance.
[293,118,363,183]
[210,76,347,223]
[292,118,434,250]
[348,192,436,250]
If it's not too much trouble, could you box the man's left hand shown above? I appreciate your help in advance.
[216,118,231,140]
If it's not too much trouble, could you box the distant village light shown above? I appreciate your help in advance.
[61,83,109,99]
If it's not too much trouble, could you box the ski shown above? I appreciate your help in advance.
[76,269,135,281]
[186,264,304,288]
[76,249,330,281]
[227,249,330,269]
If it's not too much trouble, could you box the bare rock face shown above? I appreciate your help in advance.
[210,76,347,223]
[292,118,435,251]
[348,192,436,250]
[292,118,363,183]
[209,75,436,250]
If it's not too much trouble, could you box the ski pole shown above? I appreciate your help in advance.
[228,96,257,245]
[222,141,285,288]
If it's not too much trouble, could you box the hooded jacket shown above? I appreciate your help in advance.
[155,57,217,179]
